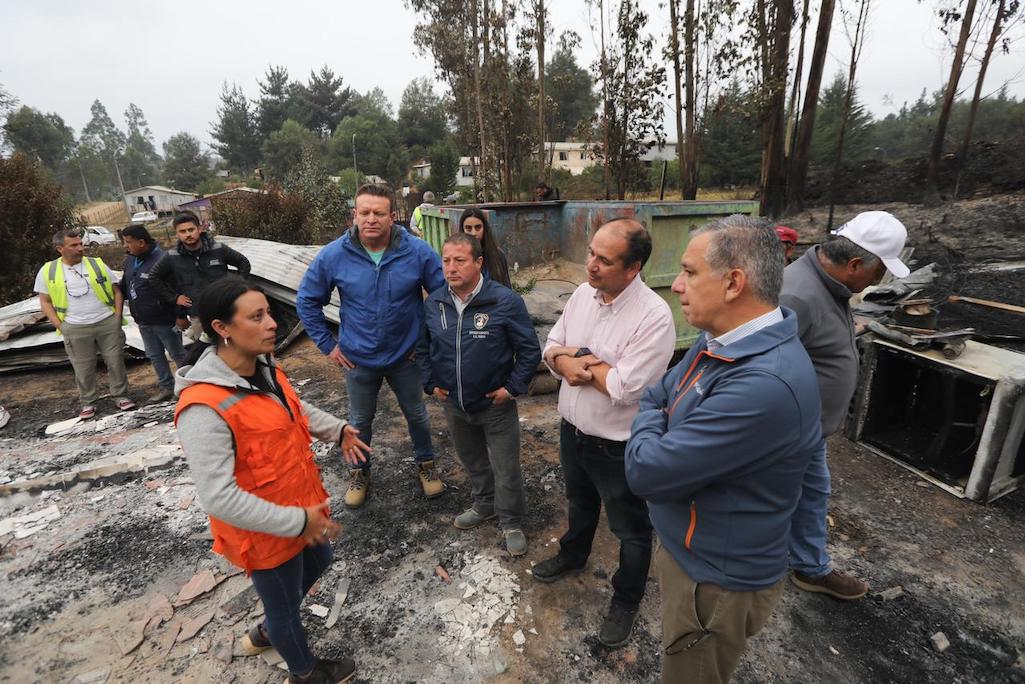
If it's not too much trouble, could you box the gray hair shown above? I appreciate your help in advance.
[422,191,435,202]
[52,228,83,247]
[820,235,880,266]
[692,214,783,306]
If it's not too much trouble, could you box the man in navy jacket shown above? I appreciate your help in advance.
[297,183,446,509]
[625,215,823,684]
[120,224,186,403]
[417,233,541,556]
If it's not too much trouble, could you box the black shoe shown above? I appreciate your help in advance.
[598,603,639,648]
[531,554,585,584]
[286,657,356,684]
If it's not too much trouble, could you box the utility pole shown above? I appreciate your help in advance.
[78,158,92,203]
[352,133,358,199]
[113,149,129,218]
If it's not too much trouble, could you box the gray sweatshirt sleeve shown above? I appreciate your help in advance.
[301,399,346,445]
[177,404,306,538]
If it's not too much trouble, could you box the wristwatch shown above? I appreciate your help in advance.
[574,347,592,358]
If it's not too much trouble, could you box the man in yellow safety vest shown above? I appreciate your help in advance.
[35,228,135,419]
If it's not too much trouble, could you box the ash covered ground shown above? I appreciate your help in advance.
[1,196,1024,683]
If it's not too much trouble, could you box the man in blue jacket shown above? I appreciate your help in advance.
[417,233,541,556]
[120,224,187,403]
[625,215,823,684]
[297,183,446,509]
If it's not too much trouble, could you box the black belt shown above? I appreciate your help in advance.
[563,419,627,450]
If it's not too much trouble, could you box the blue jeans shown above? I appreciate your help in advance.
[788,441,832,577]
[138,323,187,389]
[249,543,332,675]
[344,357,435,469]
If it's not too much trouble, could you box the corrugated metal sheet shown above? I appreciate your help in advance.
[217,236,339,324]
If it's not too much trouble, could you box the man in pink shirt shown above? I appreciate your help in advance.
[537,218,676,648]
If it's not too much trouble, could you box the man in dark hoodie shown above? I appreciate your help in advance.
[417,233,541,556]
[120,224,186,402]
[626,215,823,684]
[150,211,251,342]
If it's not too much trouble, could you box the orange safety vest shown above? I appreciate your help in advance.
[175,367,329,573]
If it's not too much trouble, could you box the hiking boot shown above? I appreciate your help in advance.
[344,469,369,509]
[454,508,497,530]
[148,387,174,403]
[598,603,640,648]
[240,623,271,655]
[418,460,446,498]
[284,656,356,684]
[531,554,585,583]
[504,529,528,556]
[791,569,869,600]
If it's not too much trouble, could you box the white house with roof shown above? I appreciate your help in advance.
[123,185,198,215]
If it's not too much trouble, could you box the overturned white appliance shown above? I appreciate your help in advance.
[847,336,1025,503]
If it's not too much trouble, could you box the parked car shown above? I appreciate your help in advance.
[130,210,158,223]
[82,226,116,247]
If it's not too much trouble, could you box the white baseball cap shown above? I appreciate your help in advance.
[831,211,910,278]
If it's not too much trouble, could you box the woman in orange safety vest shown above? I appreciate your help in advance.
[175,276,369,684]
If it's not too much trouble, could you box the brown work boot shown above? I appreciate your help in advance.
[418,460,446,498]
[791,569,869,600]
[344,469,369,509]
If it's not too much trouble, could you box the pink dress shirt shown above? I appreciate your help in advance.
[544,275,676,442]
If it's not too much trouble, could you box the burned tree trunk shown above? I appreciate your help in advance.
[787,0,836,213]
[924,0,978,206]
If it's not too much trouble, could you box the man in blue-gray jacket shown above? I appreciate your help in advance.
[417,233,541,556]
[625,215,823,684]
[297,183,446,509]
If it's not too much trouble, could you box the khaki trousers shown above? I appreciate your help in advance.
[60,315,128,406]
[656,541,784,684]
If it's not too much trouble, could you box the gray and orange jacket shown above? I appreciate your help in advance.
[625,308,823,591]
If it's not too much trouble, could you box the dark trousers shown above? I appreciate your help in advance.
[444,400,526,529]
[249,543,332,675]
[558,419,653,608]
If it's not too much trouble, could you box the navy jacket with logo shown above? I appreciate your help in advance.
[417,278,541,414]
[120,245,177,325]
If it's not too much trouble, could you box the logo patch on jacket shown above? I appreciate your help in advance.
[473,312,489,330]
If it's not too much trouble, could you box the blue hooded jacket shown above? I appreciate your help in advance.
[297,226,444,369]
[625,308,823,591]
[417,278,541,413]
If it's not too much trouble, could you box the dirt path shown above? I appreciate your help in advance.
[1,335,1023,683]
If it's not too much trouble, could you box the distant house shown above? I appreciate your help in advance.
[123,186,197,215]
[456,157,479,187]
[640,140,678,166]
[411,159,431,180]
[176,187,261,218]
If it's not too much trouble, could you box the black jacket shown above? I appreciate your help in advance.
[120,245,177,325]
[150,234,251,315]
[416,278,541,413]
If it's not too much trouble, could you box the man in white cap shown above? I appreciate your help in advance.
[780,210,909,601]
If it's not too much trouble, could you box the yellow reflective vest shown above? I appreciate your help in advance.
[40,257,118,325]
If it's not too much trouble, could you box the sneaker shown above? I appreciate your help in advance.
[344,469,369,509]
[0,406,9,429]
[454,508,497,530]
[240,623,272,655]
[791,569,869,600]
[285,656,356,684]
[531,554,585,584]
[598,603,640,648]
[418,460,446,499]
[79,405,96,420]
[115,397,136,411]
[148,387,174,403]
[504,529,528,556]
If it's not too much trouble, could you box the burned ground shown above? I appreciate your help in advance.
[1,196,1024,682]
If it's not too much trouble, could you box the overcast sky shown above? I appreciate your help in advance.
[2,0,1022,152]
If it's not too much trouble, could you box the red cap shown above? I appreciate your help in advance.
[775,226,798,244]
